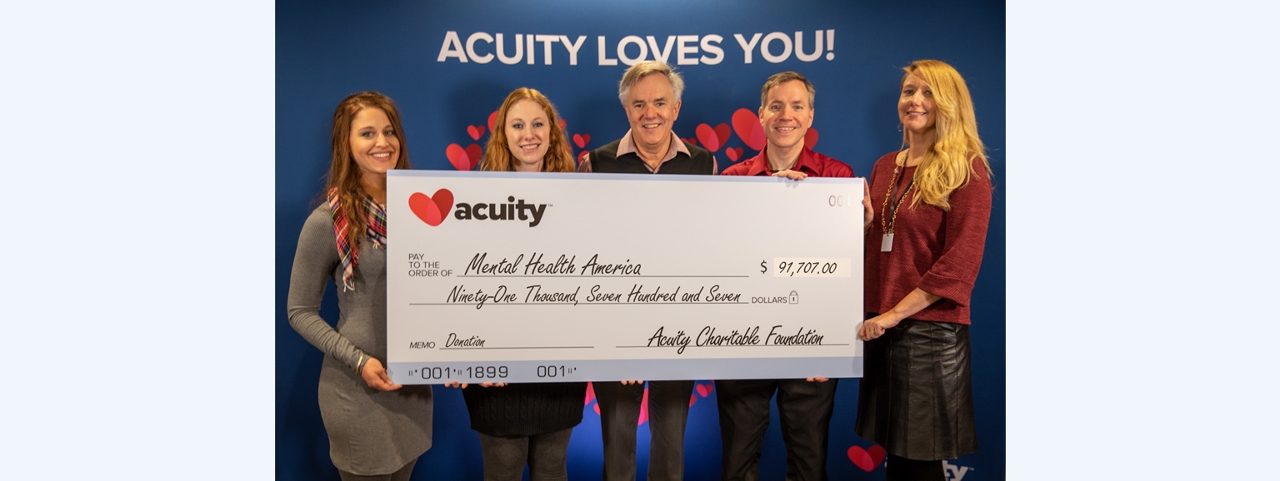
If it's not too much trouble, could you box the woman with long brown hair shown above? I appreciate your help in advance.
[449,87,585,481]
[287,91,433,481]
[857,60,993,481]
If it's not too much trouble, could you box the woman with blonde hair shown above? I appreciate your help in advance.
[287,92,433,481]
[453,87,586,481]
[857,60,993,481]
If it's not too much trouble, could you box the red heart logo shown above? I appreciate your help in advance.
[584,381,596,405]
[689,394,697,407]
[487,110,498,132]
[804,127,819,149]
[466,144,483,168]
[445,143,471,171]
[682,137,698,146]
[695,383,713,397]
[726,147,743,162]
[467,125,485,141]
[696,123,722,152]
[407,189,453,226]
[557,118,567,131]
[731,108,767,151]
[578,150,590,162]
[846,444,886,472]
[573,133,591,149]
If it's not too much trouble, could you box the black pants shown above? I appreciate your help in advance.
[477,428,574,481]
[594,380,695,481]
[886,454,943,481]
[714,378,838,481]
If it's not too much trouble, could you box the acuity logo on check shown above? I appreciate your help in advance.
[408,188,549,227]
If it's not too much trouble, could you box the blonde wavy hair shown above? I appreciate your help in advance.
[900,59,992,210]
[479,87,575,173]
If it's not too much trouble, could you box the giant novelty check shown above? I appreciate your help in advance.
[386,170,863,384]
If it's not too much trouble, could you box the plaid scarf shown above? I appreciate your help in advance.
[327,188,387,291]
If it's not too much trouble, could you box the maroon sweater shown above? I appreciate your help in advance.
[864,151,992,325]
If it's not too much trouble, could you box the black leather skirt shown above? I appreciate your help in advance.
[855,317,978,460]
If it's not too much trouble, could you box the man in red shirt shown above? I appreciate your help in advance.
[717,71,850,481]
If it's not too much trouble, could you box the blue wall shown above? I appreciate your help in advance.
[276,0,1004,479]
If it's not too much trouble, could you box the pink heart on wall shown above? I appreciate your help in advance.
[573,133,591,149]
[695,383,713,397]
[731,108,766,151]
[846,444,886,472]
[714,124,731,149]
[445,144,471,171]
[695,123,721,152]
[681,137,697,146]
[804,127,819,149]
[637,386,649,425]
[689,394,697,407]
[487,110,498,132]
[725,147,743,162]
[465,144,483,167]
[467,125,485,141]
[584,381,596,405]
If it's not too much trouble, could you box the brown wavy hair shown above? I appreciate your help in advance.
[899,60,992,210]
[480,87,575,173]
[324,91,412,250]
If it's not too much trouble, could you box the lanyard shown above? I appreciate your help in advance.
[879,153,914,252]
[880,155,914,235]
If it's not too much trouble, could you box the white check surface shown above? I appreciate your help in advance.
[386,170,863,384]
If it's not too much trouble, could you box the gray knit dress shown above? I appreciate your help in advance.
[287,206,433,475]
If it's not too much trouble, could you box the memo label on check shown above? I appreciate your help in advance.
[770,258,851,277]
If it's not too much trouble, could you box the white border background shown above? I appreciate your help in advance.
[6,0,1277,479]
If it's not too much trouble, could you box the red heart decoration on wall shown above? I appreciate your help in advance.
[714,124,731,149]
[465,144,483,167]
[689,394,697,407]
[682,137,697,146]
[407,189,453,226]
[696,123,722,152]
[573,133,591,149]
[695,383,713,397]
[804,127,819,149]
[867,444,885,467]
[846,444,887,472]
[731,108,766,151]
[467,125,485,141]
[637,386,649,425]
[584,382,596,405]
[487,110,498,132]
[726,147,743,162]
[557,118,567,130]
[578,150,590,162]
[445,143,471,170]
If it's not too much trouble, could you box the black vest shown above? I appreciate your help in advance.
[589,138,714,175]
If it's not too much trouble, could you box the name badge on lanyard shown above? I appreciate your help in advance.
[881,233,894,252]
